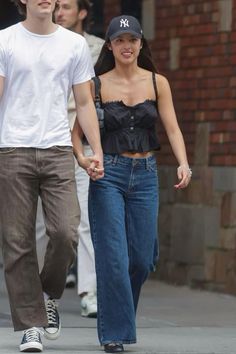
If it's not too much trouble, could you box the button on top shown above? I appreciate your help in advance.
[130,116,134,120]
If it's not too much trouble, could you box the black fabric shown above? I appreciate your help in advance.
[92,76,105,136]
[97,74,161,154]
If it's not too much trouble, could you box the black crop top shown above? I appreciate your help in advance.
[98,73,161,154]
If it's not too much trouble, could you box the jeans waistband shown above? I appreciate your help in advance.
[104,153,156,168]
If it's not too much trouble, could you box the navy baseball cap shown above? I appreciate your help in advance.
[105,15,143,41]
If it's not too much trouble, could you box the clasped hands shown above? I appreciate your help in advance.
[76,154,104,181]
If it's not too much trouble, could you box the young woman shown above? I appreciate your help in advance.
[72,15,192,354]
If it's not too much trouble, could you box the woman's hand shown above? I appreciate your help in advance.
[76,153,104,181]
[174,164,192,189]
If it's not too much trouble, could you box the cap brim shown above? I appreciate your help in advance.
[109,30,142,41]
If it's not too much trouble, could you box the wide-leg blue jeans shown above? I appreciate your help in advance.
[89,154,159,345]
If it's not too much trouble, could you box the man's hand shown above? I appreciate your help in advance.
[76,153,104,181]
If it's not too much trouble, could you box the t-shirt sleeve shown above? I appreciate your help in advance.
[72,37,95,85]
[0,40,6,77]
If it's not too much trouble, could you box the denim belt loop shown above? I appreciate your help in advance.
[112,154,119,165]
[145,157,149,170]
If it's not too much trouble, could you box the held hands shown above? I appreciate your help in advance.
[76,153,104,181]
[174,164,192,189]
[87,156,104,180]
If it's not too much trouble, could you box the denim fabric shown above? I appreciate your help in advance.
[89,154,159,345]
[0,147,80,330]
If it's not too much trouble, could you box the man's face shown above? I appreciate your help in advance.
[54,0,81,30]
[21,0,57,18]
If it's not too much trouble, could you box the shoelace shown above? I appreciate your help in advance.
[46,299,58,325]
[23,327,43,342]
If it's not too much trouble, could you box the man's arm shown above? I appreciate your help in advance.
[72,80,104,178]
[0,75,5,99]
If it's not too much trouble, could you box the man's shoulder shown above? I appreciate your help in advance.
[58,26,86,44]
[0,23,19,38]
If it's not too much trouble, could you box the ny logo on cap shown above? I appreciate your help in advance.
[120,19,129,28]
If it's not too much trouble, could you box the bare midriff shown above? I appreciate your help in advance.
[121,151,154,158]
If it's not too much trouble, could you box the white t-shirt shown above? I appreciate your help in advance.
[68,32,104,129]
[0,23,94,148]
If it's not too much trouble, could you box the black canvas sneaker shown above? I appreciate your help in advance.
[44,298,61,340]
[20,327,43,352]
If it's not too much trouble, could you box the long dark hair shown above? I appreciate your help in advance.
[94,37,157,76]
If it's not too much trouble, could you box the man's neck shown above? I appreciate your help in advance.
[71,21,83,35]
[22,16,57,35]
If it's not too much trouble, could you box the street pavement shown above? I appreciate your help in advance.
[1,265,236,354]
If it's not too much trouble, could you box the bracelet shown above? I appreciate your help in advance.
[177,165,192,177]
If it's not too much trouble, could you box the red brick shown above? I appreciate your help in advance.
[211,155,236,166]
[223,110,234,120]
[210,121,236,132]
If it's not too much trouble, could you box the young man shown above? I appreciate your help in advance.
[0,0,103,352]
[37,0,104,317]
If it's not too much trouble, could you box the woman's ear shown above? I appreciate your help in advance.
[107,43,112,51]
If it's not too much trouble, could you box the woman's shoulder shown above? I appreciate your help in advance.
[154,73,171,93]
[155,73,169,84]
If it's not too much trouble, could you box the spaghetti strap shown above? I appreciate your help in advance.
[152,72,158,102]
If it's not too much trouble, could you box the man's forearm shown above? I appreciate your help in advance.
[76,102,103,155]
[71,119,84,159]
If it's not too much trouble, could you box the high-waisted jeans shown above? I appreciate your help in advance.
[0,147,80,331]
[89,154,159,345]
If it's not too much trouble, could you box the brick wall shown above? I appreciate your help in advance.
[150,0,236,294]
[151,0,236,167]
[103,0,236,295]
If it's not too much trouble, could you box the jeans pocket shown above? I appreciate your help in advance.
[54,145,72,152]
[0,147,16,154]
[103,155,113,166]
[147,161,158,173]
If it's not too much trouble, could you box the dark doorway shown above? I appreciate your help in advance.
[0,0,23,29]
[90,0,104,37]
[121,0,142,24]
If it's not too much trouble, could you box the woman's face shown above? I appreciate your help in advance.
[109,33,142,65]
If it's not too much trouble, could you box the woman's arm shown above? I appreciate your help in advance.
[72,80,104,179]
[156,74,192,189]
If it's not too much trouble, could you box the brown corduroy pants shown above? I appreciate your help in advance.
[0,147,80,331]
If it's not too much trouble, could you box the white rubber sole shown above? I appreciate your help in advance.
[44,321,61,340]
[19,341,43,352]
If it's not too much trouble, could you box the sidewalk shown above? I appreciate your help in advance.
[1,265,236,354]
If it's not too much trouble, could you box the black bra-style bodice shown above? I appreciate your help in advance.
[101,98,161,154]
